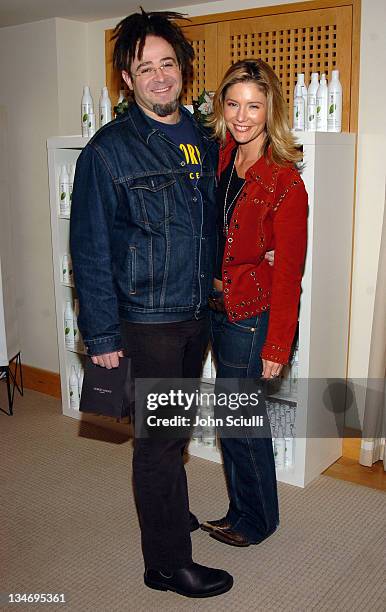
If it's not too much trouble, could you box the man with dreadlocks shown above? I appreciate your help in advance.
[70,10,233,598]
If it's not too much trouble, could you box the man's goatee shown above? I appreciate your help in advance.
[153,99,179,117]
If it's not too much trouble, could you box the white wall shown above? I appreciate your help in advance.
[0,107,20,364]
[55,19,88,135]
[0,20,60,371]
[348,0,386,377]
[345,0,386,425]
[0,18,88,371]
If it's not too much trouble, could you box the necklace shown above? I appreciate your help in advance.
[223,150,245,236]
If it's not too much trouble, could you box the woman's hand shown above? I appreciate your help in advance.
[262,359,283,379]
[264,250,275,266]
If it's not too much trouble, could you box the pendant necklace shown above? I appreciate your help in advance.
[223,150,245,236]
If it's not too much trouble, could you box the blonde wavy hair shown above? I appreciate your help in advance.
[209,59,302,166]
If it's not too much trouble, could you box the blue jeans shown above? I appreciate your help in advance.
[210,309,279,543]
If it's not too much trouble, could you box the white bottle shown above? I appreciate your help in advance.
[298,74,308,117]
[275,428,285,470]
[69,365,80,410]
[290,361,298,397]
[81,86,95,137]
[192,407,202,444]
[64,300,75,349]
[88,110,96,137]
[316,73,328,132]
[294,74,307,128]
[327,69,342,132]
[307,72,319,131]
[61,254,73,285]
[73,298,81,350]
[77,366,84,399]
[284,432,294,469]
[290,406,296,429]
[202,405,216,447]
[293,90,305,131]
[59,165,71,216]
[99,86,112,127]
[69,163,76,209]
[284,412,294,468]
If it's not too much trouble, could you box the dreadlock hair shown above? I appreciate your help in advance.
[112,9,194,79]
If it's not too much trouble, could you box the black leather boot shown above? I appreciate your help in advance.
[189,511,200,532]
[144,562,233,598]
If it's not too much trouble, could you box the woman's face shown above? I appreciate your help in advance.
[223,82,267,146]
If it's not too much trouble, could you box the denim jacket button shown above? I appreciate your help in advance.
[180,161,186,166]
[192,197,198,202]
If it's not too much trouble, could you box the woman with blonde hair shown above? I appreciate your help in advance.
[202,59,308,547]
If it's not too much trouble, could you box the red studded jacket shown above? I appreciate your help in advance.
[218,137,308,364]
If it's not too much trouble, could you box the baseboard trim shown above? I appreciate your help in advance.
[23,365,61,399]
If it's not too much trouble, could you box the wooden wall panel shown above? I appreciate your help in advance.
[181,24,218,104]
[22,365,61,399]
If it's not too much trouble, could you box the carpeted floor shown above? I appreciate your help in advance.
[1,388,385,611]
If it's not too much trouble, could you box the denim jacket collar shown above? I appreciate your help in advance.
[127,102,214,147]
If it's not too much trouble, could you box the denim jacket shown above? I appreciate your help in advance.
[70,103,218,356]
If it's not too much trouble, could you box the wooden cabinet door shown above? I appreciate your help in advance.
[180,23,218,104]
[218,6,353,130]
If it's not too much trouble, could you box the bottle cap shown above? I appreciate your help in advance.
[332,69,339,79]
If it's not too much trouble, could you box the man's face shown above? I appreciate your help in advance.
[122,35,182,123]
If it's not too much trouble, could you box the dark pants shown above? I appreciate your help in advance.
[121,317,209,570]
[210,310,279,543]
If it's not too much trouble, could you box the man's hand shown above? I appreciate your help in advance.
[262,359,283,380]
[264,250,275,266]
[91,350,124,369]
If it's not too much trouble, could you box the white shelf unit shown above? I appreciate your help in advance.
[48,137,88,421]
[47,132,355,487]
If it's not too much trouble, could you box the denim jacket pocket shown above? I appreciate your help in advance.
[127,174,176,227]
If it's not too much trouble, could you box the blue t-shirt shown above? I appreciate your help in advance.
[147,112,202,184]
